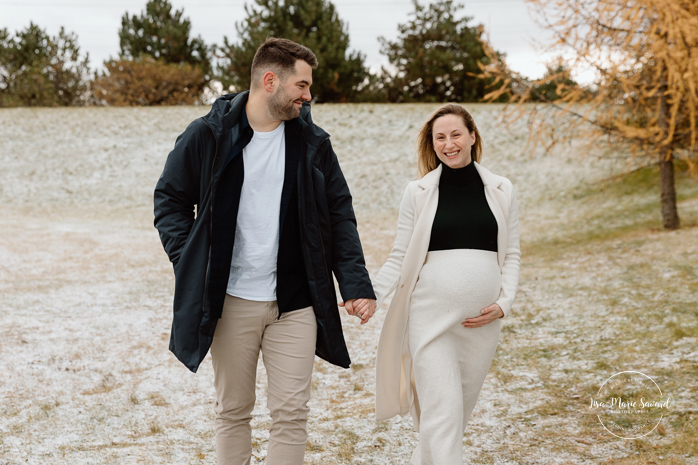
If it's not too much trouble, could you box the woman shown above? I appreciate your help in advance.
[370,103,521,464]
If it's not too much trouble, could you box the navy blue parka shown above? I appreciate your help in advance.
[154,91,375,372]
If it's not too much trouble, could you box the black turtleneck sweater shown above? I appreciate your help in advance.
[428,161,498,252]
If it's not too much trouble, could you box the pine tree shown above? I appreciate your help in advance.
[378,0,501,102]
[530,59,580,102]
[0,23,90,107]
[216,0,368,103]
[118,0,211,77]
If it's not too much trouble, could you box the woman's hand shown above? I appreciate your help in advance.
[462,303,503,328]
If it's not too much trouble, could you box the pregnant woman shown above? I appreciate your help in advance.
[371,103,521,464]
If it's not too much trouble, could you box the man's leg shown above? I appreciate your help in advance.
[210,295,268,465]
[261,305,317,465]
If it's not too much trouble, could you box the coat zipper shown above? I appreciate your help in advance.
[306,137,334,305]
[201,119,219,319]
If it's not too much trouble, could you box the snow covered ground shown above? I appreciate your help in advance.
[1,104,696,464]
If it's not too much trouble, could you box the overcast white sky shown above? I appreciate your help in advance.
[1,0,555,80]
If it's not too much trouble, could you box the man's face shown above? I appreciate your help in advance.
[268,60,313,121]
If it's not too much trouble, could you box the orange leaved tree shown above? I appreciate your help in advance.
[479,0,698,229]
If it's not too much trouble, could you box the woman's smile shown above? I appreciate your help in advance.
[432,114,475,169]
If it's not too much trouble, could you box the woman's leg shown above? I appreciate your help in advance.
[410,333,464,465]
[457,320,502,430]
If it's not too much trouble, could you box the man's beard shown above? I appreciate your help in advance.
[268,85,301,121]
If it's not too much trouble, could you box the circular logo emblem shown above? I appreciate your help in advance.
[589,371,673,439]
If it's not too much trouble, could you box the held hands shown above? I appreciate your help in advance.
[339,298,377,325]
[462,303,503,328]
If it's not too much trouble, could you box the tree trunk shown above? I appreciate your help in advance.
[659,151,680,229]
[657,65,680,230]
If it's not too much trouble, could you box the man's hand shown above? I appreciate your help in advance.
[462,303,503,328]
[348,298,376,325]
[339,299,356,315]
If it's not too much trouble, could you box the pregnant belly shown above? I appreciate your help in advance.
[411,249,502,320]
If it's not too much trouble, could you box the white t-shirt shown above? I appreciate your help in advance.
[226,121,285,301]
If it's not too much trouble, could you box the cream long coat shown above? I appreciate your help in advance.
[372,162,521,429]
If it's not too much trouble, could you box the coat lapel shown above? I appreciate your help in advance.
[414,165,441,220]
[408,166,441,272]
[474,162,508,269]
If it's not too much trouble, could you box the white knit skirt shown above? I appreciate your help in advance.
[408,249,502,465]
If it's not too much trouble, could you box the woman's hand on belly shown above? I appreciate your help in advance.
[461,303,503,328]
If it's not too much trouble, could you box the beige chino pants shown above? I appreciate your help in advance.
[210,295,317,465]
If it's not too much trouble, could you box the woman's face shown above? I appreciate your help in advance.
[432,114,476,169]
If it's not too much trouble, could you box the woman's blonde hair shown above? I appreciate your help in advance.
[416,103,483,178]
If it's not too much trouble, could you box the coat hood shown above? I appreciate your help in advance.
[203,91,329,143]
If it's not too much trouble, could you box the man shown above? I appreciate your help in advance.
[153,38,377,464]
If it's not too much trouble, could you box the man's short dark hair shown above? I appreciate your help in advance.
[250,37,318,88]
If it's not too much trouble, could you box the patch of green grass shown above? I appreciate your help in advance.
[40,400,60,416]
[574,165,660,200]
[148,423,163,435]
[81,374,120,396]
[671,263,698,280]
[525,217,658,259]
[525,164,698,259]
[526,400,566,417]
[575,162,698,200]
[335,428,359,461]
[666,321,698,340]
[147,392,169,407]
[306,440,325,452]
[59,441,134,451]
